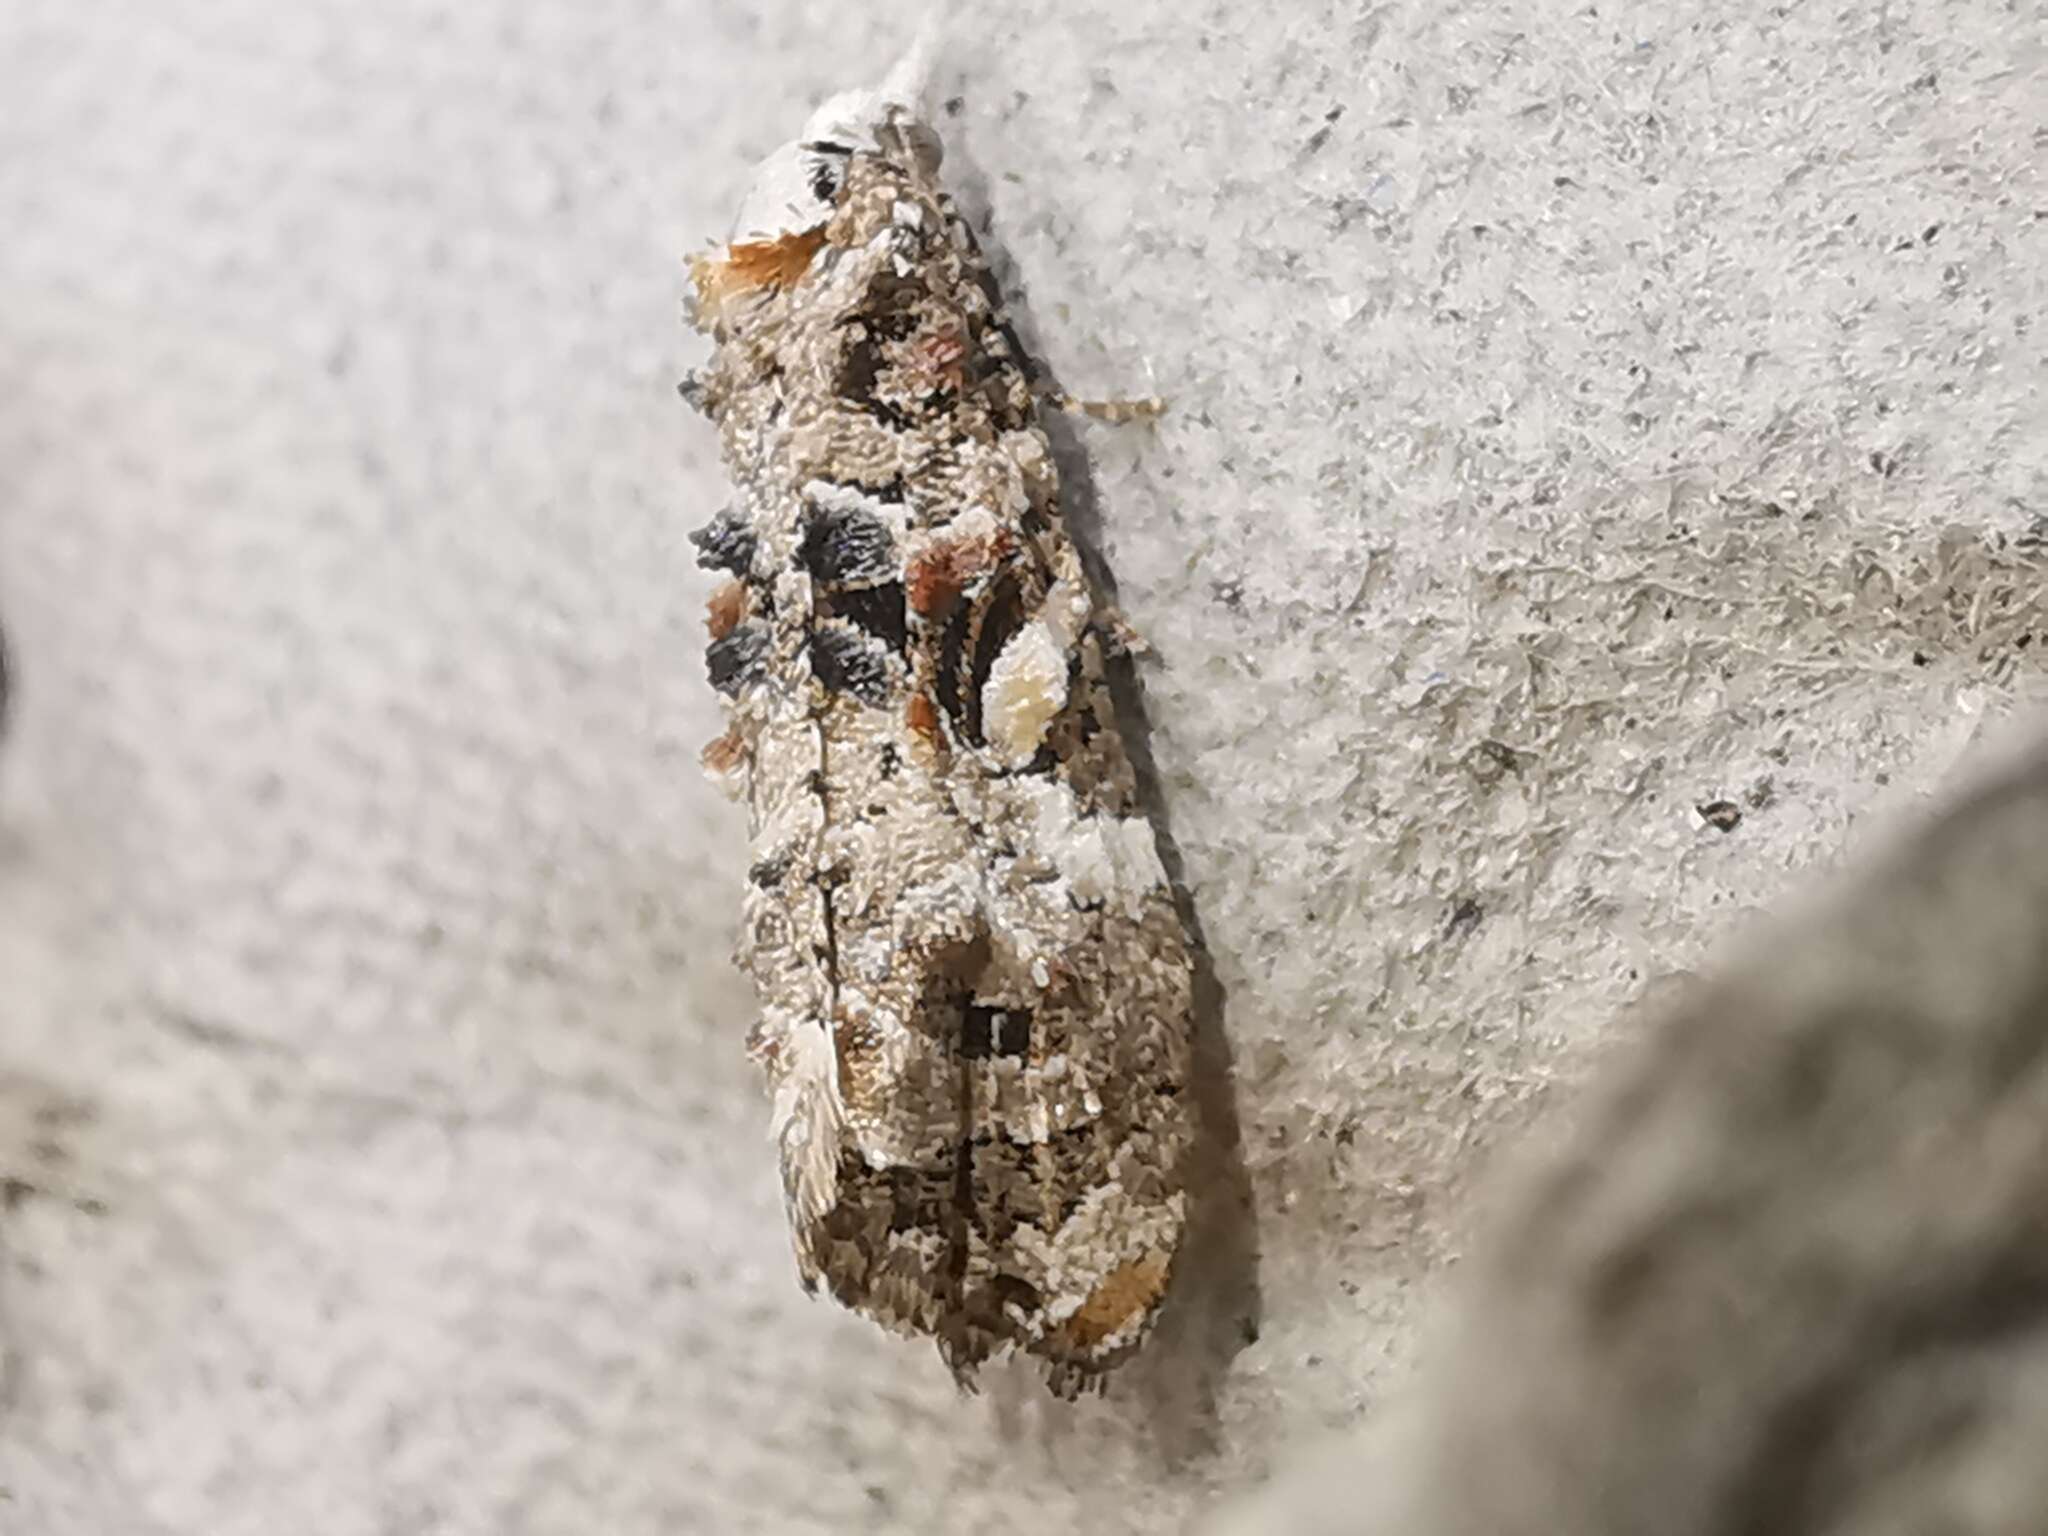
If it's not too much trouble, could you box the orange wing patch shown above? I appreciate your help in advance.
[907,531,1015,618]
[1054,1254,1173,1351]
[689,228,828,322]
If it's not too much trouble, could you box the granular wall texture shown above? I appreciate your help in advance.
[0,2,2041,1531]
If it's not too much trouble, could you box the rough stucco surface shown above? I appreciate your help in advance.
[1210,728,2048,1535]
[0,2,2041,1532]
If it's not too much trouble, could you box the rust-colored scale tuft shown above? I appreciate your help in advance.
[688,228,828,320]
[705,579,748,641]
[1054,1254,1173,1350]
[907,532,1013,618]
[700,726,748,777]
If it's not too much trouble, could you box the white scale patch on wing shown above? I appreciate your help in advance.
[982,579,1091,766]
[1016,777,1170,919]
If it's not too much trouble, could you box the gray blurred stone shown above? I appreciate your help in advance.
[1222,729,2048,1534]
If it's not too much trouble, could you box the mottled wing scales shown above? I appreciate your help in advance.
[687,102,1193,1394]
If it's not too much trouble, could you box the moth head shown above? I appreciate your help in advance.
[728,33,942,243]
[728,129,857,245]
[696,41,945,325]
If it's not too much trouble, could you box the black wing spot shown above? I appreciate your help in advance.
[811,627,893,707]
[690,510,757,576]
[800,501,896,585]
[960,1004,1032,1059]
[935,600,971,742]
[707,623,769,695]
[825,580,906,652]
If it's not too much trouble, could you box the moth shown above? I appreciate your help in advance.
[684,76,1194,1396]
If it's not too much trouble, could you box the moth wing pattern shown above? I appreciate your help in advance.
[686,78,1194,1396]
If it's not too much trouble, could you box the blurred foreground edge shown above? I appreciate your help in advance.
[1216,717,2048,1536]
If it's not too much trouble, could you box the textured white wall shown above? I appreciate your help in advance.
[0,2,2041,1532]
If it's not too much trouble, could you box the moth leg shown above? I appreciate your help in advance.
[1041,388,1167,424]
